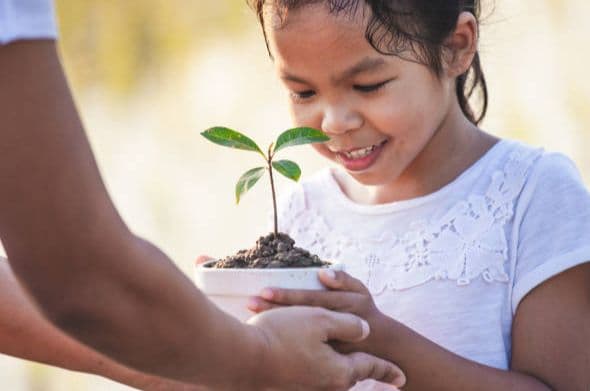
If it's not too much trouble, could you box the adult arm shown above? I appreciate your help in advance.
[0,258,200,390]
[0,40,255,386]
[0,40,404,390]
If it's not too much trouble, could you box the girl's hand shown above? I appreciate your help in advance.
[249,270,387,355]
[195,259,405,389]
[195,255,214,265]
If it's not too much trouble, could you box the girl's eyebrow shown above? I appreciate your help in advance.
[280,57,387,85]
[334,57,387,83]
[281,72,310,85]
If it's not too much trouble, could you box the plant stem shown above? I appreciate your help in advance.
[268,144,278,235]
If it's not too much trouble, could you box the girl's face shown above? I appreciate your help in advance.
[267,4,468,196]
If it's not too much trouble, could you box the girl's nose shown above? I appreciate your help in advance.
[321,105,363,136]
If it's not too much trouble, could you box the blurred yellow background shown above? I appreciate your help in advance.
[0,0,589,389]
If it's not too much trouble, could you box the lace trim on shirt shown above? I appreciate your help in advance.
[279,147,542,294]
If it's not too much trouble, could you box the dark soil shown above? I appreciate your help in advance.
[208,232,330,269]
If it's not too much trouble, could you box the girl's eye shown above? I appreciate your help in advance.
[353,79,391,93]
[290,90,316,101]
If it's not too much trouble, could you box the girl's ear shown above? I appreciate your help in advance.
[443,12,478,78]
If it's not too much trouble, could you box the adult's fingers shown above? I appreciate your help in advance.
[319,269,370,294]
[345,352,406,388]
[321,310,371,343]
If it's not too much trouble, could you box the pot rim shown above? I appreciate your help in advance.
[195,259,342,272]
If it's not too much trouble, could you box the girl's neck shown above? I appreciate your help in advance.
[337,103,499,205]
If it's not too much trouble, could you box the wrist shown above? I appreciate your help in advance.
[371,314,405,360]
[239,324,280,390]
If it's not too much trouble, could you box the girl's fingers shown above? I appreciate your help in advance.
[260,288,358,311]
[195,255,214,265]
[319,269,370,294]
[247,296,281,313]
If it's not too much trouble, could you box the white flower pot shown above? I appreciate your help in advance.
[194,261,344,322]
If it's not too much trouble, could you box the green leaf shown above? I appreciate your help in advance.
[272,160,301,182]
[201,127,264,156]
[235,167,266,204]
[273,127,330,153]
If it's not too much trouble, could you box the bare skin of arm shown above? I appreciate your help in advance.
[254,263,590,390]
[0,39,405,390]
[0,258,200,390]
[511,262,590,390]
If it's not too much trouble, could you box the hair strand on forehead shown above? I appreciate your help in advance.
[247,0,489,125]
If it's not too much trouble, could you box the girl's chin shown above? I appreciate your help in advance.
[347,171,388,187]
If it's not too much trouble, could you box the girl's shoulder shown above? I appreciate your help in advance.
[491,137,585,179]
[521,146,586,195]
[277,138,589,221]
[502,139,589,211]
[448,138,587,211]
[508,142,590,314]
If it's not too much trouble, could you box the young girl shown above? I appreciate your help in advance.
[246,1,590,389]
[1,1,405,390]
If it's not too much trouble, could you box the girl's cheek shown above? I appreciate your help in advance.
[311,143,333,160]
[290,105,321,128]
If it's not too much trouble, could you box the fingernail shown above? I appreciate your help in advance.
[393,372,406,388]
[247,297,259,311]
[260,288,274,300]
[360,319,370,340]
[319,269,336,280]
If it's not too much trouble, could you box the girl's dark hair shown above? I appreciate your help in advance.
[247,0,488,125]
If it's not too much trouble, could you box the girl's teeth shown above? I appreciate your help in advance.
[344,145,375,159]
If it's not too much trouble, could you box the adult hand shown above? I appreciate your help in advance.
[195,257,404,389]
[249,270,387,356]
[246,306,405,390]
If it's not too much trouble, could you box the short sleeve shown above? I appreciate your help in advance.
[511,152,590,313]
[0,0,58,44]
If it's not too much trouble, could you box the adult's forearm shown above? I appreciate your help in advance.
[0,258,185,389]
[375,318,551,390]
[49,235,265,387]
[0,40,263,387]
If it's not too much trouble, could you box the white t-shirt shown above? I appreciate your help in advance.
[277,139,590,389]
[0,0,57,44]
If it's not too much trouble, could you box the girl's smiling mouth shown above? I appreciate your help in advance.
[332,139,389,171]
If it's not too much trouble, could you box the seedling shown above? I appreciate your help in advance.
[201,126,329,235]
